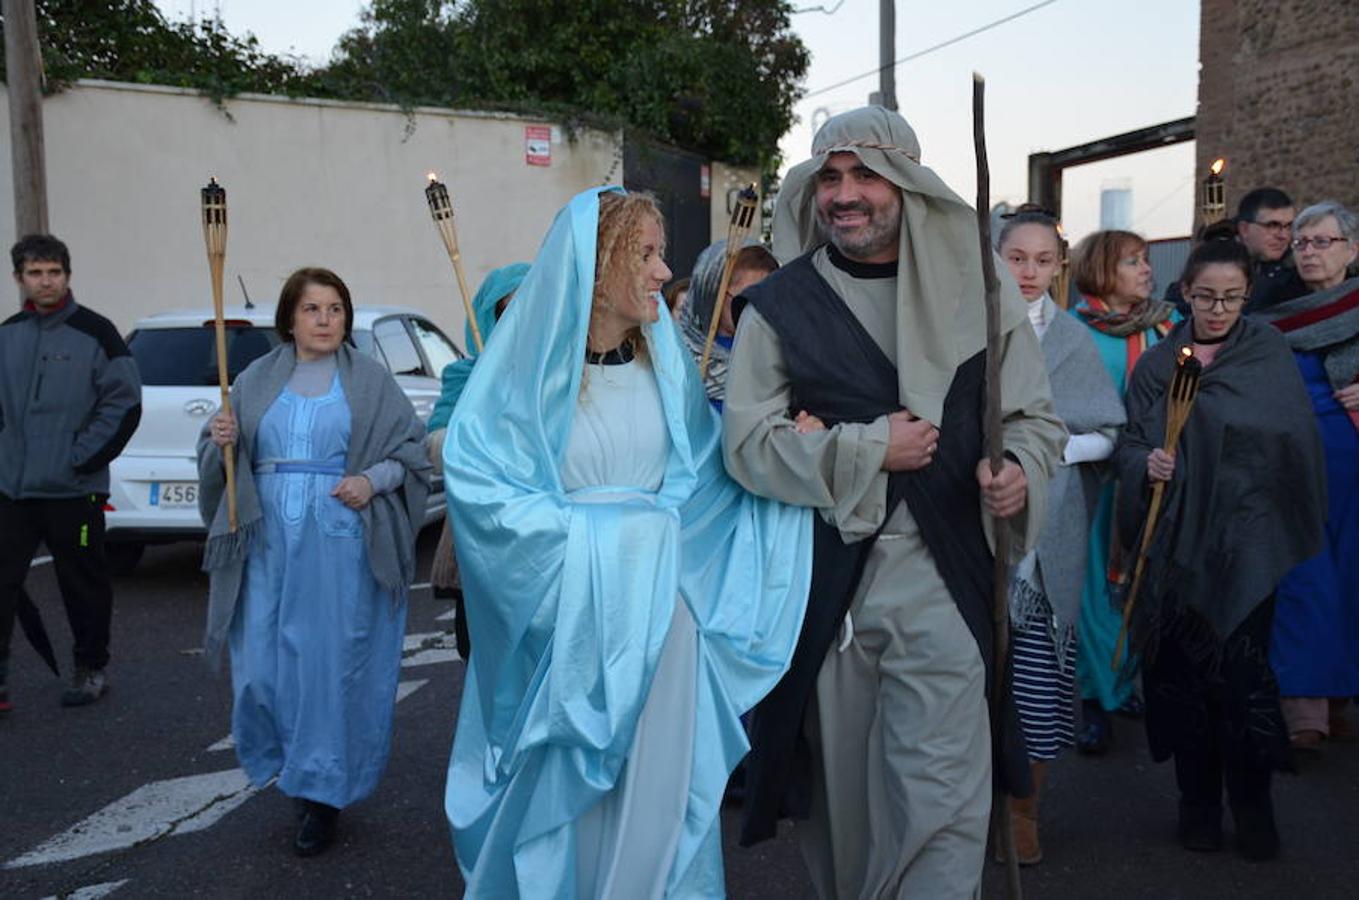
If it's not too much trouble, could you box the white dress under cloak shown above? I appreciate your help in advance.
[564,359,699,899]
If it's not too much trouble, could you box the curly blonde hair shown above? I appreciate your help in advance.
[591,191,665,361]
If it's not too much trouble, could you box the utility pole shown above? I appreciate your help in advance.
[879,0,896,111]
[4,0,48,236]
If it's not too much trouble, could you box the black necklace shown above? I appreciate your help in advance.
[585,342,636,366]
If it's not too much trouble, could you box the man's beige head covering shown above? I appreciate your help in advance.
[772,105,1026,425]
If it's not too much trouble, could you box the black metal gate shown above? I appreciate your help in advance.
[623,135,710,281]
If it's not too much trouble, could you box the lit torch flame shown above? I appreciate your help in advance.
[427,171,438,182]
[1209,158,1226,177]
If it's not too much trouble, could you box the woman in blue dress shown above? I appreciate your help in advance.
[1068,229,1178,754]
[198,268,430,856]
[1256,200,1359,750]
[443,188,812,897]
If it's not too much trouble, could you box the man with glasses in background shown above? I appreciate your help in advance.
[1234,186,1309,312]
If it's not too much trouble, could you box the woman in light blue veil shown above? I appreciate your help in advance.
[443,187,812,897]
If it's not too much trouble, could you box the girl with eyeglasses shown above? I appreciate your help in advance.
[1114,238,1325,861]
[1067,230,1180,755]
[1254,200,1359,752]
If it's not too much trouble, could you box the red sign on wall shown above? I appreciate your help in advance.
[525,126,551,167]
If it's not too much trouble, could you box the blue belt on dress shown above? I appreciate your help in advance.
[254,459,346,476]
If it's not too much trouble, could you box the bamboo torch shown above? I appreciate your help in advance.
[1112,346,1203,670]
[1052,221,1072,310]
[973,73,1023,900]
[698,183,759,379]
[201,177,237,531]
[425,172,482,353]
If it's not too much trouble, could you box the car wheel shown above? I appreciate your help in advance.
[106,542,145,576]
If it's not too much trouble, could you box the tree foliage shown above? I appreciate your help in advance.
[1,0,808,169]
[319,0,809,168]
[1,1,309,105]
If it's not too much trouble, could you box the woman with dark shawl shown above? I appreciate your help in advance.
[198,268,431,857]
[1114,240,1325,861]
[1253,200,1359,749]
[1069,228,1180,753]
[998,209,1126,864]
[443,188,811,897]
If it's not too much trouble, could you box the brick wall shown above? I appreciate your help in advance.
[1196,0,1359,222]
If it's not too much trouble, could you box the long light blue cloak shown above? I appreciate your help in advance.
[230,374,406,808]
[442,187,812,897]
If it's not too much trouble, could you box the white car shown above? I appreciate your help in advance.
[105,305,463,573]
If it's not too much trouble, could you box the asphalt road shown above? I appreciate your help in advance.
[2,529,1357,899]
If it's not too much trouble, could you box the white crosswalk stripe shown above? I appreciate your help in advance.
[41,879,129,899]
[6,770,258,869]
[402,631,460,667]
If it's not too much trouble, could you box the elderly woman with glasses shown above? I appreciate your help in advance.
[1115,239,1324,860]
[1254,200,1359,752]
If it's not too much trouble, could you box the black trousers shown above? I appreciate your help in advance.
[1144,598,1285,809]
[0,494,113,671]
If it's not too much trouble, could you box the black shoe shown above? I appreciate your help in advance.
[1076,702,1112,755]
[1232,800,1280,861]
[1116,692,1145,719]
[293,801,339,857]
[1177,801,1224,852]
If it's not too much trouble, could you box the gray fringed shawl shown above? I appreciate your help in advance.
[1011,297,1127,656]
[195,342,431,666]
[1253,275,1359,390]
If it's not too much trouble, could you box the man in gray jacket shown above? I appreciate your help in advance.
[0,235,141,711]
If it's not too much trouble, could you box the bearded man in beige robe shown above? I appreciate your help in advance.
[723,106,1065,899]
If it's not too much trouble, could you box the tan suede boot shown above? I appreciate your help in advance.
[1009,762,1047,865]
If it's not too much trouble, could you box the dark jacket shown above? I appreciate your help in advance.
[0,295,142,498]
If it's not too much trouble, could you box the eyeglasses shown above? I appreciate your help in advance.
[1250,219,1293,234]
[1188,292,1246,312]
[1292,235,1350,251]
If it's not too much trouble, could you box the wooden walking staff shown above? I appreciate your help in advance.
[425,172,483,353]
[201,177,237,531]
[698,183,759,379]
[972,72,1023,900]
[1112,346,1203,670]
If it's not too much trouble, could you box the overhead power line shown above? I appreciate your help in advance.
[802,0,1062,101]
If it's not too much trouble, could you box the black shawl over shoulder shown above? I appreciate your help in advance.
[736,251,1029,847]
[1113,317,1327,661]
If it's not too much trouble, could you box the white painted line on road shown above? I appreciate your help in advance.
[410,582,432,592]
[396,678,429,703]
[402,630,460,667]
[5,769,257,869]
[403,647,460,667]
[435,607,455,622]
[206,679,431,753]
[42,879,129,899]
[29,555,53,568]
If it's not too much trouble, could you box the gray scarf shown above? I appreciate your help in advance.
[1011,297,1127,660]
[196,342,431,665]
[1253,274,1359,391]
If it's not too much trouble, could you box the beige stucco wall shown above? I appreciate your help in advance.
[0,80,623,340]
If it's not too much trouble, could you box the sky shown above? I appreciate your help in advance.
[155,0,1202,242]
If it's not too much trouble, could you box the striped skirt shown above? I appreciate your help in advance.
[1013,603,1077,761]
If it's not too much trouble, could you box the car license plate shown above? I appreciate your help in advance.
[150,481,198,508]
